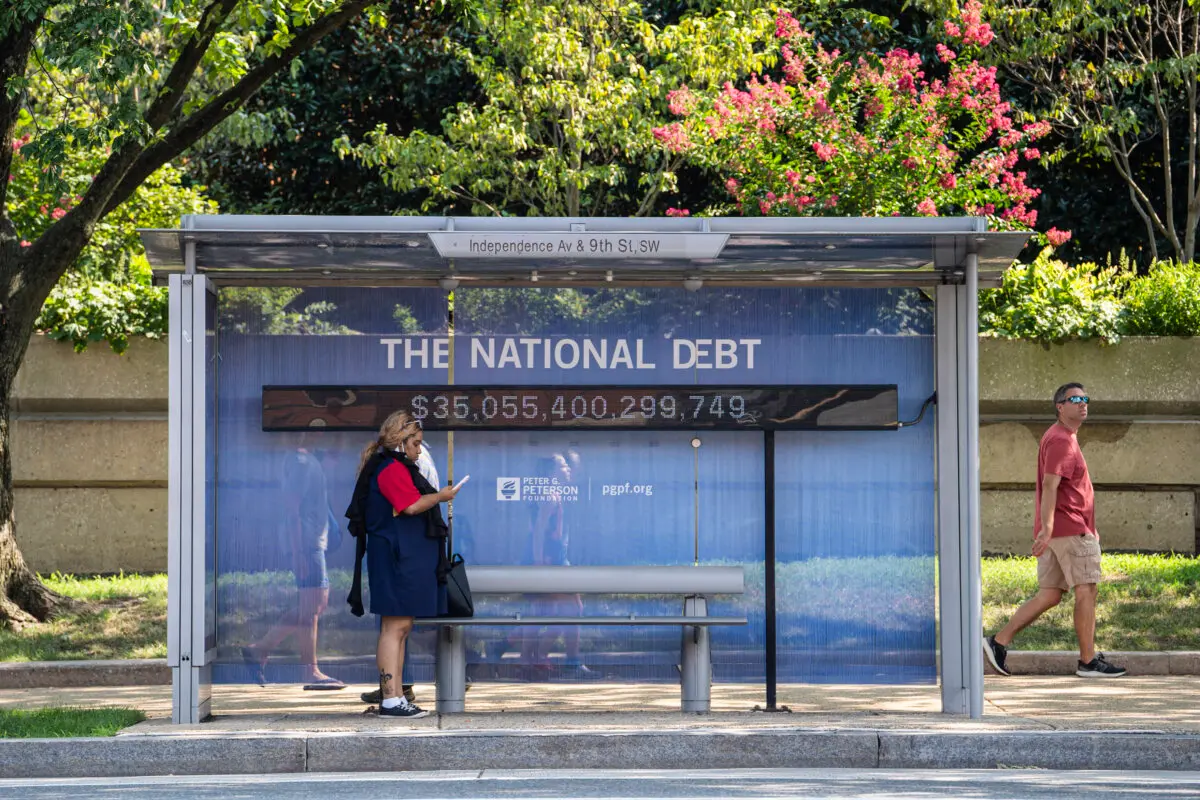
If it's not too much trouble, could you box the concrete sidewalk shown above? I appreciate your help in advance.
[4,651,1200,689]
[1,677,1199,776]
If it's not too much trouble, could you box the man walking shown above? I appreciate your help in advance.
[983,383,1126,678]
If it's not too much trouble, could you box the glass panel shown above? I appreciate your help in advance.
[213,287,449,685]
[211,285,934,687]
[773,304,937,684]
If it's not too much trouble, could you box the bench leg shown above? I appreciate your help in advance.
[435,625,466,713]
[680,596,711,713]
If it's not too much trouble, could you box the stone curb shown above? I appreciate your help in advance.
[0,659,169,689]
[3,651,1200,689]
[1004,651,1200,676]
[1,728,1199,778]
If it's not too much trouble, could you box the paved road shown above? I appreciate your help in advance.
[2,769,1199,799]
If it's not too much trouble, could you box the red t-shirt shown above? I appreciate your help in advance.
[1034,422,1095,538]
[378,461,421,515]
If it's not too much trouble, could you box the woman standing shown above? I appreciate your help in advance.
[359,410,466,718]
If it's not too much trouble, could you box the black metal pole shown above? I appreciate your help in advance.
[764,429,777,710]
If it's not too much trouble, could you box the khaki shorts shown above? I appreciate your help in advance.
[1037,533,1102,590]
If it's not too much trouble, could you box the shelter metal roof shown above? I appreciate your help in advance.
[140,215,1030,288]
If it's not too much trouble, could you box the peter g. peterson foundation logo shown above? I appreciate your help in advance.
[496,477,521,502]
[496,476,578,503]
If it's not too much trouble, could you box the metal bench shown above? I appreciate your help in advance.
[415,565,746,713]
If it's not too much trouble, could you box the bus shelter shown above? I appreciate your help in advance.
[141,215,1030,724]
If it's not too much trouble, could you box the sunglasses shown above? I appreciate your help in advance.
[1062,396,1089,405]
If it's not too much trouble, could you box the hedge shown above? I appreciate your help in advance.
[35,255,1200,352]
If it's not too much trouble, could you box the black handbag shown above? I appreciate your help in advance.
[441,553,474,618]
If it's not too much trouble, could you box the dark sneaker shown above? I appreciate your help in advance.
[361,685,414,704]
[983,635,1011,676]
[1077,654,1126,678]
[377,701,429,719]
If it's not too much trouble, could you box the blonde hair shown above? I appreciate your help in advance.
[357,409,417,476]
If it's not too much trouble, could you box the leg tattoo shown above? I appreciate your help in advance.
[379,670,395,697]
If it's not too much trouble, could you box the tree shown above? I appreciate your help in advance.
[192,0,476,215]
[655,5,1053,223]
[336,0,779,217]
[914,0,1200,263]
[0,0,377,627]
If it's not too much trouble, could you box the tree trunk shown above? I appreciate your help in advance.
[0,248,77,628]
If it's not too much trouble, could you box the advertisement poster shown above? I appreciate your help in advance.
[214,286,936,685]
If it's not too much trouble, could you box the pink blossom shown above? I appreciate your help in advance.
[1022,121,1051,139]
[936,44,957,63]
[939,173,957,189]
[665,207,691,217]
[902,158,919,170]
[775,10,802,40]
[999,131,1023,148]
[38,205,47,215]
[652,123,692,153]
[945,0,994,47]
[724,178,741,196]
[813,141,839,162]
[916,198,938,216]
[1022,147,1041,160]
[1046,227,1072,247]
[667,87,696,117]
[1001,203,1037,226]
[824,195,838,208]
[784,170,802,187]
[50,207,66,220]
[759,199,773,215]
[959,0,995,47]
[20,240,31,247]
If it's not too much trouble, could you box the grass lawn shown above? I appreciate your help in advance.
[0,573,166,662]
[982,553,1200,651]
[0,707,145,738]
[0,557,1195,661]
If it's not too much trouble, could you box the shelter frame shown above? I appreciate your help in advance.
[145,215,1024,723]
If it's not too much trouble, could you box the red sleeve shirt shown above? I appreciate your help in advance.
[378,461,421,515]
[1034,423,1096,538]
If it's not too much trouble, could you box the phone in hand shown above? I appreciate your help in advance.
[453,474,470,491]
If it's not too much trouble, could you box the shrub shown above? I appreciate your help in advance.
[979,249,1132,344]
[35,279,168,354]
[1120,261,1200,337]
[657,4,1051,223]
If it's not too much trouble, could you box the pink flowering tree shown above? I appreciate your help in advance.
[653,2,1053,228]
[8,127,215,286]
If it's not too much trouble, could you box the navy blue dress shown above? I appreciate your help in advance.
[365,458,447,618]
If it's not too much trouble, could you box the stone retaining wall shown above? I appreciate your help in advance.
[10,335,1198,573]
[980,338,1199,555]
[12,336,167,574]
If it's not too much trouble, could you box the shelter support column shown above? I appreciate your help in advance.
[935,254,984,717]
[435,625,467,714]
[168,270,213,724]
[680,595,711,713]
